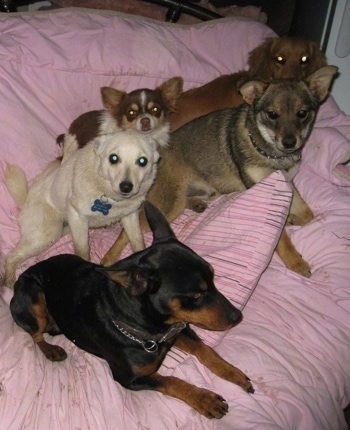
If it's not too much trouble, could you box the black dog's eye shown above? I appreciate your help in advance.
[138,157,148,167]
[275,56,286,65]
[109,154,119,164]
[192,292,203,300]
[267,111,279,120]
[300,55,309,65]
[297,110,308,119]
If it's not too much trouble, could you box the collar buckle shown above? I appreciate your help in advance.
[112,320,187,353]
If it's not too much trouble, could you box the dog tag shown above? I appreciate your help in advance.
[91,198,112,216]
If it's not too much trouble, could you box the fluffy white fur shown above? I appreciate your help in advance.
[5,131,159,288]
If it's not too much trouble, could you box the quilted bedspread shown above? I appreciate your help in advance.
[0,8,349,430]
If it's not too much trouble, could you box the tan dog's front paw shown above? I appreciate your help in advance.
[287,254,312,278]
[276,229,312,277]
[186,197,208,213]
[288,208,313,226]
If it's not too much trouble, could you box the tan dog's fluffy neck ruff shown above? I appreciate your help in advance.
[5,131,160,289]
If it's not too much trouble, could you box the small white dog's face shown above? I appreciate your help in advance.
[94,132,160,199]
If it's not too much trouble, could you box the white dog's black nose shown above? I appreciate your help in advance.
[119,181,133,194]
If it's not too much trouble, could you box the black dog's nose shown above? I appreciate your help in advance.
[230,308,242,325]
[119,181,133,194]
[282,136,297,149]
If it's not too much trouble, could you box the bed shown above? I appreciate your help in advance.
[0,8,349,430]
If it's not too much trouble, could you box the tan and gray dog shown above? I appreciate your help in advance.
[102,66,338,277]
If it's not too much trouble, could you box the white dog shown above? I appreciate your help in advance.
[5,131,160,288]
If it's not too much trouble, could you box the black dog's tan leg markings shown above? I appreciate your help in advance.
[131,373,229,419]
[174,333,254,393]
[32,293,67,361]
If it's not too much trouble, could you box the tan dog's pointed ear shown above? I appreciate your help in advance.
[158,76,184,112]
[101,87,127,113]
[307,65,338,102]
[97,268,148,296]
[239,80,269,105]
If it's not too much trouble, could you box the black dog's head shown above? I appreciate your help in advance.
[99,202,242,331]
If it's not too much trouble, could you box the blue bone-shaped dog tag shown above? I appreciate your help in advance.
[91,199,112,216]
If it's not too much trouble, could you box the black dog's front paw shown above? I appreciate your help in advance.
[37,341,67,361]
[194,389,229,419]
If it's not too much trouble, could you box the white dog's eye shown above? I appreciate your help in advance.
[109,154,119,164]
[138,157,148,167]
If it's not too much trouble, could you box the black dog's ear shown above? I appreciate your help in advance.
[143,201,176,244]
[97,267,148,296]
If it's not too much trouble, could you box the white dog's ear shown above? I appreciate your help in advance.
[92,134,108,155]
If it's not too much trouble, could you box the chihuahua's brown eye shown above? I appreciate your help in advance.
[275,56,285,65]
[152,106,159,113]
[109,154,119,164]
[128,110,136,116]
[300,56,309,64]
[297,110,308,119]
[267,111,279,120]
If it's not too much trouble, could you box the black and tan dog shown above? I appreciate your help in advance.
[102,66,338,277]
[10,202,254,419]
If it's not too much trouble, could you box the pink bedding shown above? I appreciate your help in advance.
[0,8,349,430]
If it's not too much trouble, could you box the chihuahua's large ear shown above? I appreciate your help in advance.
[157,77,183,112]
[97,267,149,296]
[239,80,269,105]
[143,201,176,244]
[101,87,127,113]
[307,65,338,102]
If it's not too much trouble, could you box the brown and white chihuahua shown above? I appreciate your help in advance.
[57,76,183,162]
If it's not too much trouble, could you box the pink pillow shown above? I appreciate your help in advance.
[8,171,291,312]
[1,170,291,370]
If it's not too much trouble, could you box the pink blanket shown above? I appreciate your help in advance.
[0,8,349,430]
